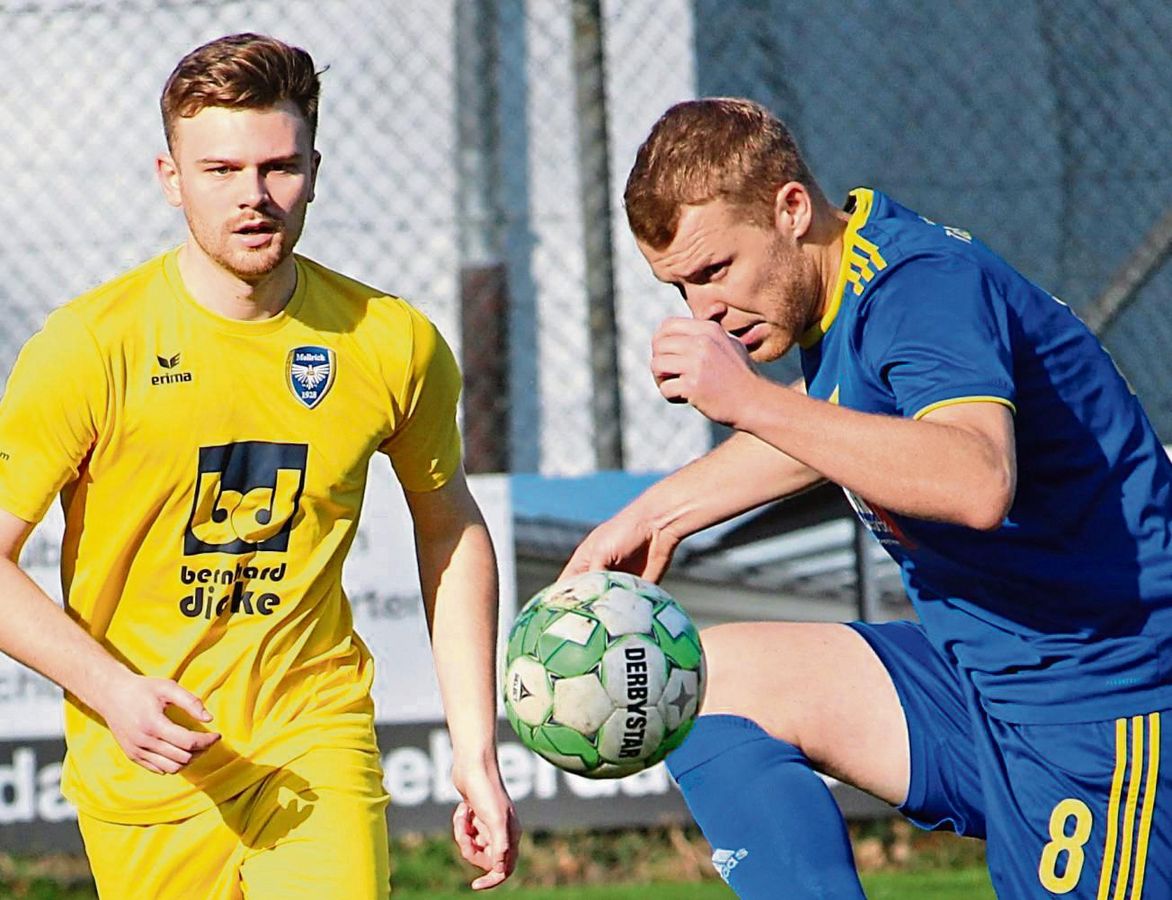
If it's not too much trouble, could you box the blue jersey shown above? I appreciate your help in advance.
[801,188,1172,724]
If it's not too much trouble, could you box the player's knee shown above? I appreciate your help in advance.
[696,622,809,743]
[697,622,780,707]
[667,715,804,841]
[669,713,805,785]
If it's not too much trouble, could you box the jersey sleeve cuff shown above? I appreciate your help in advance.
[913,395,1016,421]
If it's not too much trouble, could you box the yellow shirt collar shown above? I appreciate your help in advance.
[799,188,876,349]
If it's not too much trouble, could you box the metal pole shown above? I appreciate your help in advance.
[853,518,881,622]
[456,0,510,473]
[572,0,624,470]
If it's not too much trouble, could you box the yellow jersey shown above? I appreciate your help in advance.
[0,248,463,823]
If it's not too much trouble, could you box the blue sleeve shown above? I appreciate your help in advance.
[860,255,1016,419]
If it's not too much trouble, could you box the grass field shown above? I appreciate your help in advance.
[0,868,996,899]
[0,821,995,898]
[398,868,996,897]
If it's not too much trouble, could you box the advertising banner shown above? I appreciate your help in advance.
[2,468,697,854]
[0,466,888,854]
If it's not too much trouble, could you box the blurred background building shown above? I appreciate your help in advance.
[4,0,1170,474]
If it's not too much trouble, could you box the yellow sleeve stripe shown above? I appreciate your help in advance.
[912,396,1016,420]
[853,232,882,256]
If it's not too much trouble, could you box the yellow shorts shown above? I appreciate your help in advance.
[78,747,390,899]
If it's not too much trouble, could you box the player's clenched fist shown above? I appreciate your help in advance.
[651,317,760,426]
[93,672,220,774]
[450,762,520,890]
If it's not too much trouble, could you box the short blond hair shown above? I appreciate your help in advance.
[624,98,822,249]
[161,33,322,150]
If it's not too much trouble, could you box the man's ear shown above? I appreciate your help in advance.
[156,153,183,209]
[308,150,322,203]
[773,181,813,241]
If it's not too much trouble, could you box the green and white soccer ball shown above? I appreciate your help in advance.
[503,570,705,779]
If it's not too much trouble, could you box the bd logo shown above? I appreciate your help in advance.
[185,442,308,555]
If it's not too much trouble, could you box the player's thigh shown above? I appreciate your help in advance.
[78,808,244,900]
[238,747,390,900]
[699,620,911,804]
[851,620,986,837]
[984,711,1171,899]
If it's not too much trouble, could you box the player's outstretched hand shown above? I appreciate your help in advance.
[94,672,221,774]
[560,510,679,584]
[451,762,520,890]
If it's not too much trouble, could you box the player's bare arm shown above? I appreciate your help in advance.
[561,423,822,581]
[406,470,520,890]
[653,316,1016,530]
[0,509,219,774]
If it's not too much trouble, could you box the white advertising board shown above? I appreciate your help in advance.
[0,464,515,739]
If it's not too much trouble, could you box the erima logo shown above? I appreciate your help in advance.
[712,848,748,883]
[618,645,650,759]
[152,352,192,385]
[184,441,308,555]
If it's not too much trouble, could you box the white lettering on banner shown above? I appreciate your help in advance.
[0,732,680,828]
[429,729,461,804]
[565,772,621,798]
[0,749,34,824]
[563,765,671,798]
[383,731,673,807]
[0,667,62,703]
[0,749,74,825]
[498,742,559,801]
[384,747,432,806]
[615,765,672,796]
[343,470,515,725]
[38,763,72,822]
[3,472,516,739]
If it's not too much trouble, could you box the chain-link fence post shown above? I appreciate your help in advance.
[456,0,510,473]
[572,0,623,470]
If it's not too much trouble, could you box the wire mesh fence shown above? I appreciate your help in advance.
[2,0,1170,474]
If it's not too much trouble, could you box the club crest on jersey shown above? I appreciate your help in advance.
[286,346,336,409]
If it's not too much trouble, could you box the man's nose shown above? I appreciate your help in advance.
[685,287,727,323]
[238,169,270,208]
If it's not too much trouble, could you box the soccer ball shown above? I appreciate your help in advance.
[503,570,705,778]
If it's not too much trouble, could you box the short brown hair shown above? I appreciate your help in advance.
[161,33,322,149]
[624,98,821,249]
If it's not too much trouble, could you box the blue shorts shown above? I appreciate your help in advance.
[851,620,1169,899]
